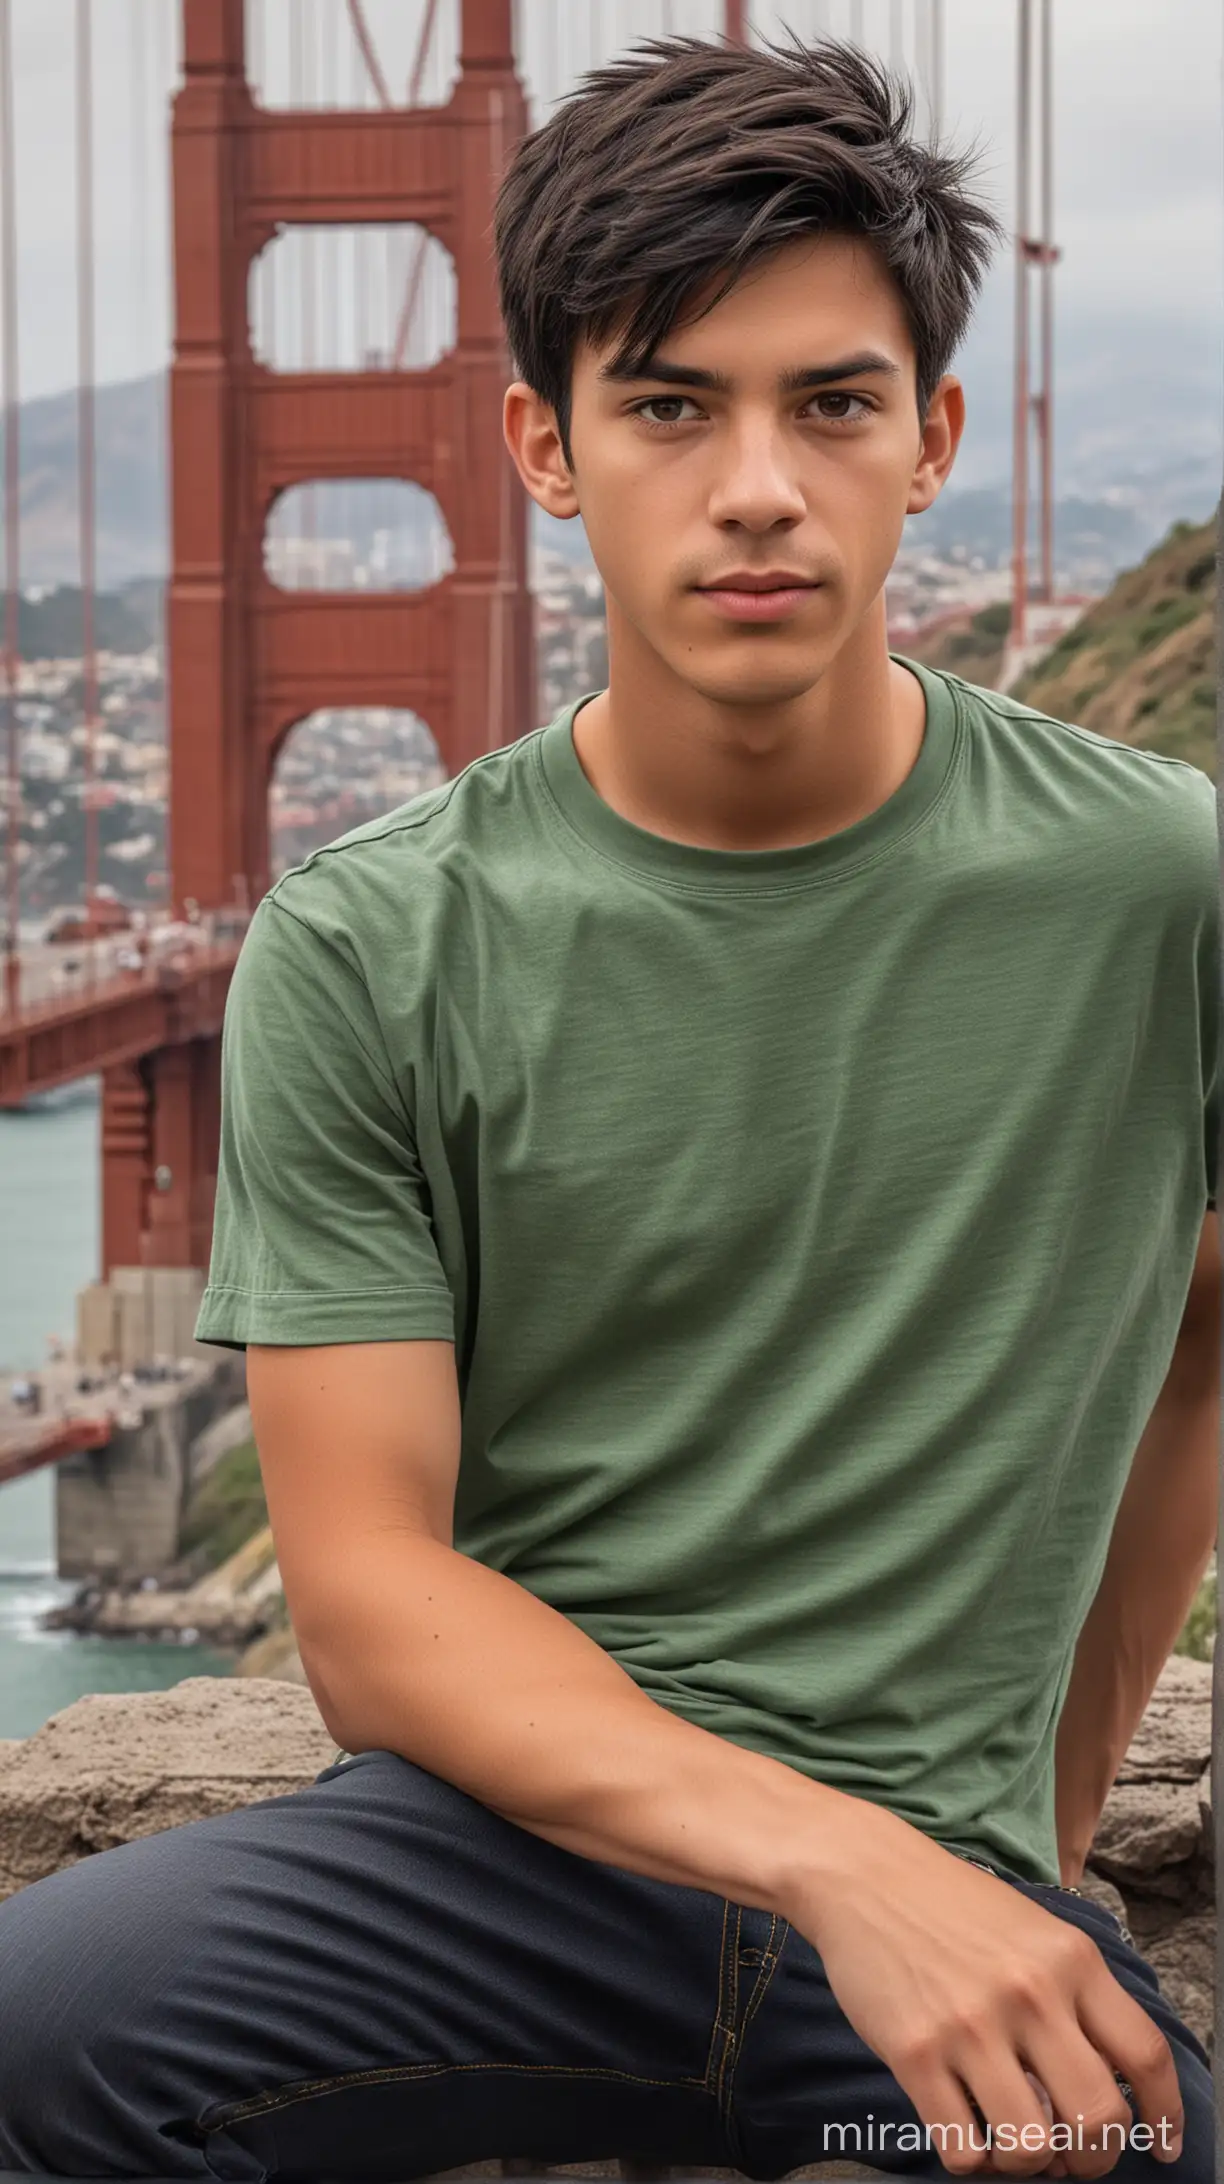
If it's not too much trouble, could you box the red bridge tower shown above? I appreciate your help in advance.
[101,0,533,1277]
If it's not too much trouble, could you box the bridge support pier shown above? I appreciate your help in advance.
[54,1343,246,1583]
[143,1037,222,1271]
[100,1060,151,1276]
[100,1038,221,1277]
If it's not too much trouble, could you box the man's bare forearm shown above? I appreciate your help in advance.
[300,1527,884,1924]
[1054,1364,1219,1884]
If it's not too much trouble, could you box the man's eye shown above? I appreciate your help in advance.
[634,396,700,428]
[813,393,873,424]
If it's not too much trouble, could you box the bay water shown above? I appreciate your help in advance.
[0,1079,233,1738]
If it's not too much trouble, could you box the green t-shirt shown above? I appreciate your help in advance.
[197,654,1219,1886]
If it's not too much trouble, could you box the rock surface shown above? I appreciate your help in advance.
[0,1676,336,1900]
[1080,1654,1215,2050]
[0,1656,1216,2056]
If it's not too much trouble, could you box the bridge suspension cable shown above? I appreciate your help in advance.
[0,0,17,1015]
[76,0,100,950]
[391,0,444,368]
[345,0,394,108]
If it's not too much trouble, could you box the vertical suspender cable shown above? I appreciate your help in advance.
[257,0,280,375]
[351,11,370,369]
[1038,0,1054,606]
[342,6,396,374]
[390,0,443,370]
[1010,0,1031,660]
[345,0,394,107]
[76,0,99,946]
[487,82,511,754]
[152,0,171,369]
[1216,0,1224,2141]
[914,0,929,130]
[249,0,265,100]
[301,2,319,547]
[289,0,303,381]
[929,0,943,135]
[0,0,18,1014]
[131,0,149,340]
[149,0,171,921]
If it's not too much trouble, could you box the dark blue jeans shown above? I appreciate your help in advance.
[0,1748,1211,2183]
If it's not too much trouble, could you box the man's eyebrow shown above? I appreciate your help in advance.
[596,351,904,392]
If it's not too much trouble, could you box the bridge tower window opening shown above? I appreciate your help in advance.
[245,0,460,112]
[271,708,444,880]
[263,481,454,595]
[250,224,455,376]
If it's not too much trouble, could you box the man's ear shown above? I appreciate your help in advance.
[503,381,582,520]
[906,373,965,519]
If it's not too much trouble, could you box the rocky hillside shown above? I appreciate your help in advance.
[903,598,1010,688]
[1013,514,1217,779]
[904,514,1218,783]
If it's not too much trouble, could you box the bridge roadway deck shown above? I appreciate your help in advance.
[0,1357,115,1486]
[0,940,241,1106]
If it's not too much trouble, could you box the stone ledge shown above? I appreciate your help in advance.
[0,1678,336,1900]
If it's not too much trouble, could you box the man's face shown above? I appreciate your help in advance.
[506,234,962,709]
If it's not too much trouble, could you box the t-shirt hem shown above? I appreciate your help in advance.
[194,1283,455,1349]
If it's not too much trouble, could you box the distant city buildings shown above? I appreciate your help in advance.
[6,531,1097,920]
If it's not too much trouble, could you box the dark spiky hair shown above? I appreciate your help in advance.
[494,31,1005,469]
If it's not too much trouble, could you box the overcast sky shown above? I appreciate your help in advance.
[4,0,1222,488]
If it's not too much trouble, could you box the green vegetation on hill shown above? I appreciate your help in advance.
[179,1438,269,1575]
[19,583,158,661]
[1013,514,1217,779]
[905,599,1010,689]
[1175,1569,1215,1663]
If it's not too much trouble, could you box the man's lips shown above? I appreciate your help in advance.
[697,572,820,593]
[694,577,823,622]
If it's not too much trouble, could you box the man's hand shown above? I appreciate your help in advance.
[792,1807,1183,2180]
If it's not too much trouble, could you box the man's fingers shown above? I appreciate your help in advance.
[953,2052,1065,2178]
[891,2064,993,2178]
[1021,2026,1139,2181]
[1077,1974,1184,2163]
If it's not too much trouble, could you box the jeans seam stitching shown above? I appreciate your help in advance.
[202,2060,712,2132]
[703,1898,733,2095]
[724,1914,784,2132]
[715,1906,744,2119]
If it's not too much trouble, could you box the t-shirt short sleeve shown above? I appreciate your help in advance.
[195,893,455,1350]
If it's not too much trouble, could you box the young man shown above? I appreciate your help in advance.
[0,32,1218,2184]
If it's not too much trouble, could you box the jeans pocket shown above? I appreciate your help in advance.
[1030,1879,1133,1948]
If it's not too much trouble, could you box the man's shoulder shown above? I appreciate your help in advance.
[932,662,1216,842]
[265,724,552,937]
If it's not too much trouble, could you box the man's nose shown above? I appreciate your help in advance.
[706,421,808,530]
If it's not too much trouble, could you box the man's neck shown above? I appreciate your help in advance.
[570,602,928,855]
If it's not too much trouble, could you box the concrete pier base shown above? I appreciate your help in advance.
[53,1352,245,1583]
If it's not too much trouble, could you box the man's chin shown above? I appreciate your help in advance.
[667,652,836,710]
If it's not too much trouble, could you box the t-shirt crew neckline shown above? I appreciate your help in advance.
[535,650,962,894]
